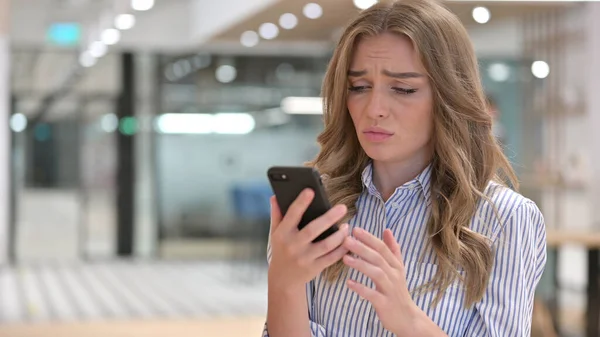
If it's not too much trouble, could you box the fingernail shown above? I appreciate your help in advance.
[341,224,349,233]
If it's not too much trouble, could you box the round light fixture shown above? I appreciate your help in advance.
[353,0,377,10]
[101,28,121,45]
[259,23,279,40]
[472,7,491,24]
[303,3,323,19]
[241,30,260,47]
[89,41,107,58]
[279,13,298,30]
[9,113,27,133]
[216,65,237,83]
[488,63,511,82]
[131,0,154,11]
[115,14,136,30]
[79,51,96,68]
[101,114,119,133]
[531,61,550,79]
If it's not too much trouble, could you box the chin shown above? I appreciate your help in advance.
[362,146,396,162]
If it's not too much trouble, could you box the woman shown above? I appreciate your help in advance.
[264,0,547,336]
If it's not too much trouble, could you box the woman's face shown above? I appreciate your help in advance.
[347,32,434,165]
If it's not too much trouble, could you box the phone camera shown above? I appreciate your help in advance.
[269,173,289,181]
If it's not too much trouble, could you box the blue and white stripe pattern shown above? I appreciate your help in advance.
[263,162,547,337]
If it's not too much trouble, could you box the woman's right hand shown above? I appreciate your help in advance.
[267,188,350,291]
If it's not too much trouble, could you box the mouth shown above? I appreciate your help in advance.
[362,127,394,142]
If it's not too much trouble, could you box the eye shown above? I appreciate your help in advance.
[348,86,369,93]
[392,87,418,95]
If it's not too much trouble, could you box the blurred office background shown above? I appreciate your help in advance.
[0,0,599,336]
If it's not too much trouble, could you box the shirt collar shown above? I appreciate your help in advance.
[360,161,433,205]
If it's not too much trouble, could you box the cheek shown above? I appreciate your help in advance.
[398,102,434,139]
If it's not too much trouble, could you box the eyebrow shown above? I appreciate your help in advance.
[347,69,424,79]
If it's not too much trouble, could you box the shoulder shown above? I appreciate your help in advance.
[471,181,545,242]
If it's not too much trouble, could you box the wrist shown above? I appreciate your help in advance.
[267,276,305,297]
[405,304,447,337]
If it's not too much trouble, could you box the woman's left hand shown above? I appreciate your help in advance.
[342,227,427,336]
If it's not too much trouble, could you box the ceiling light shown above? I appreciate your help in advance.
[131,0,154,11]
[240,30,259,47]
[353,0,378,10]
[303,3,323,19]
[101,28,121,45]
[89,41,107,58]
[115,14,135,30]
[155,113,255,135]
[215,65,237,83]
[156,114,213,134]
[79,51,97,67]
[531,61,550,79]
[100,114,119,133]
[472,7,490,24]
[212,113,256,135]
[281,96,323,114]
[259,23,279,40]
[279,13,298,30]
[488,63,510,82]
[10,113,27,133]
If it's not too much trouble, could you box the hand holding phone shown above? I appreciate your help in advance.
[266,166,351,289]
[267,166,339,242]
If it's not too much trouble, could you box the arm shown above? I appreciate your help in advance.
[464,201,548,337]
[262,237,328,337]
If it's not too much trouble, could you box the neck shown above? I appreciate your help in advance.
[372,151,432,201]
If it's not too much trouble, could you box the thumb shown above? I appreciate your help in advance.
[383,229,402,260]
[269,195,283,235]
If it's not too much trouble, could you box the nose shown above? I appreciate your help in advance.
[365,90,390,120]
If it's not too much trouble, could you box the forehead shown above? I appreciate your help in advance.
[350,32,423,71]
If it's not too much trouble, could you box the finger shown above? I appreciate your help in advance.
[280,189,314,230]
[343,235,388,269]
[315,244,350,271]
[347,279,385,307]
[269,196,282,235]
[343,254,392,292]
[383,229,403,262]
[308,223,350,260]
[300,204,347,243]
[352,228,402,269]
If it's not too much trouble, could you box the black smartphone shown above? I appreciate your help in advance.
[267,166,338,242]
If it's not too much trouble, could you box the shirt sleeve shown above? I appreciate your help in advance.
[261,235,328,337]
[464,200,548,337]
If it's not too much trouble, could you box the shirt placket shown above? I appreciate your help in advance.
[364,196,387,336]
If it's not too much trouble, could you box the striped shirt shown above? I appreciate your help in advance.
[263,162,547,337]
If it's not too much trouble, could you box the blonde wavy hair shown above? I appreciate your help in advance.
[307,0,518,308]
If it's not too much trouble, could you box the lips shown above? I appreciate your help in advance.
[363,126,394,142]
